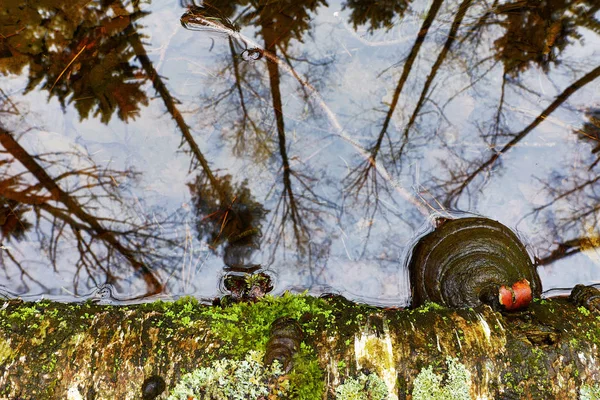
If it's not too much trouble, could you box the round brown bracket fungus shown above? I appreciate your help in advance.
[264,317,303,373]
[408,217,542,310]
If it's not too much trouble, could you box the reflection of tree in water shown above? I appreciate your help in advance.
[0,0,149,123]
[579,108,600,170]
[374,0,600,210]
[343,0,444,238]
[181,0,332,257]
[0,196,32,243]
[493,0,599,76]
[0,124,182,297]
[433,65,600,208]
[181,2,274,160]
[528,108,600,266]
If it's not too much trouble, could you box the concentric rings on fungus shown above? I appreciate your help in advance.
[408,217,542,310]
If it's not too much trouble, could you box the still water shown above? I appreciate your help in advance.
[0,0,599,306]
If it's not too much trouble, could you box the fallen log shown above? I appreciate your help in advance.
[0,292,599,399]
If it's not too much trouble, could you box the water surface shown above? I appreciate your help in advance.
[1,0,599,305]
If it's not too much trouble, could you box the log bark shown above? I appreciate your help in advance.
[0,294,599,399]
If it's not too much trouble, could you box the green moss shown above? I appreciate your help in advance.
[415,302,446,314]
[160,293,330,399]
[335,372,388,400]
[201,292,332,356]
[0,337,13,364]
[412,357,471,400]
[288,354,324,400]
[579,306,592,317]
[8,304,39,321]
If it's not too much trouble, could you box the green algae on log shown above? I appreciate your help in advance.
[0,293,600,398]
[409,217,543,309]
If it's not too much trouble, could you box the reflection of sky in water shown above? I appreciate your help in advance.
[1,0,599,305]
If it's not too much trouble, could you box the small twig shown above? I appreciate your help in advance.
[49,45,87,92]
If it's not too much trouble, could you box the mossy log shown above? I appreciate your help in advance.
[0,294,600,399]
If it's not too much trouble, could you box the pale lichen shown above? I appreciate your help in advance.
[580,383,600,400]
[167,350,289,400]
[412,357,471,400]
[334,371,389,400]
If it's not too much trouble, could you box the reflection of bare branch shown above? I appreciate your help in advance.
[531,175,600,216]
[459,0,499,46]
[387,0,444,162]
[441,65,600,206]
[178,8,430,218]
[402,0,472,141]
[0,127,164,296]
[226,37,274,158]
[344,0,444,223]
[0,246,49,293]
[537,237,597,266]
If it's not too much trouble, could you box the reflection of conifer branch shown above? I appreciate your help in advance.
[0,127,163,296]
[442,65,600,206]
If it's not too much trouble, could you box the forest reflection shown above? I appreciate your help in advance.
[0,0,599,303]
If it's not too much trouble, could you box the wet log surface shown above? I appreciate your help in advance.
[0,293,599,399]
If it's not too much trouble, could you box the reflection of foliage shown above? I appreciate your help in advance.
[0,195,32,243]
[188,173,266,251]
[0,0,148,123]
[578,108,600,170]
[343,0,409,32]
[242,0,326,49]
[493,0,595,76]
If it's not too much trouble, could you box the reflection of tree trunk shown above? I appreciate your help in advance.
[262,22,304,246]
[361,0,445,164]
[124,26,229,203]
[403,0,472,142]
[0,128,162,295]
[448,65,600,203]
